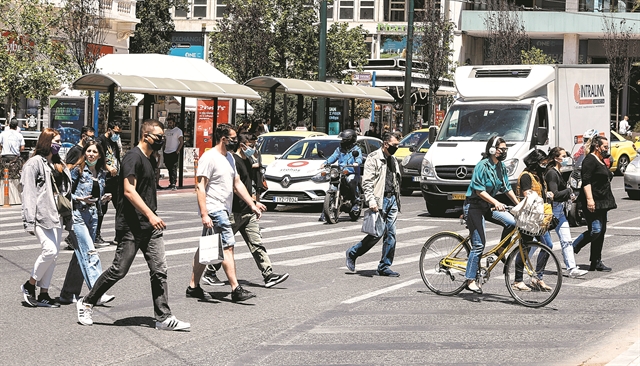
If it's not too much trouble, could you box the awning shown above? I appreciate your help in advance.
[72,74,261,100]
[244,77,395,102]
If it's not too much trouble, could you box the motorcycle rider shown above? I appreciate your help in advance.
[322,129,363,213]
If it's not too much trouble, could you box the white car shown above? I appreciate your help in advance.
[260,135,383,210]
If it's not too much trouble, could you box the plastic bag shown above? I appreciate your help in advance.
[361,209,385,237]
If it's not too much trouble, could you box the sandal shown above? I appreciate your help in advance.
[465,280,483,294]
[511,281,531,292]
[530,278,552,291]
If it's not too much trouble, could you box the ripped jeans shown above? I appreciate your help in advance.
[60,206,103,299]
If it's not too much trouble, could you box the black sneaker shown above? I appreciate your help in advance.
[94,235,106,245]
[231,286,256,302]
[170,184,177,191]
[202,272,225,286]
[64,236,74,250]
[186,285,208,299]
[21,281,37,307]
[37,293,60,308]
[264,273,289,288]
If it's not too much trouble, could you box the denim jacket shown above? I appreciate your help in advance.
[21,155,72,230]
[71,165,106,210]
[324,145,363,175]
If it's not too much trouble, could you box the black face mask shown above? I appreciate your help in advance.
[496,154,507,162]
[226,139,239,152]
[600,148,611,159]
[386,145,398,155]
[147,135,164,151]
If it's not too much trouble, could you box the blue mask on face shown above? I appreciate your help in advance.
[111,133,120,143]
[560,157,570,167]
[243,146,255,157]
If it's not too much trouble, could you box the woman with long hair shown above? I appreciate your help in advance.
[20,128,71,307]
[58,141,115,305]
[544,147,588,278]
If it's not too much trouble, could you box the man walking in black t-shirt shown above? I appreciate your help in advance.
[95,122,122,245]
[76,119,190,331]
[64,126,95,166]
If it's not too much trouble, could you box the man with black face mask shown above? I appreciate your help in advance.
[322,129,363,214]
[65,126,95,166]
[95,121,122,245]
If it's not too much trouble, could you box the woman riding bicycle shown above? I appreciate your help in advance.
[464,136,519,294]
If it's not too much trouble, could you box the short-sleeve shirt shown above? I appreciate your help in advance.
[65,144,83,165]
[466,158,512,198]
[97,134,121,179]
[0,129,25,156]
[164,127,183,154]
[232,154,254,214]
[116,147,157,231]
[197,148,236,214]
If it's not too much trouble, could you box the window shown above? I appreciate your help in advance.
[216,0,227,18]
[193,0,207,18]
[339,0,354,20]
[389,0,405,21]
[175,6,188,17]
[359,0,374,19]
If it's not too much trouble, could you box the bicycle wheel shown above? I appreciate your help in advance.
[504,241,562,308]
[420,232,470,296]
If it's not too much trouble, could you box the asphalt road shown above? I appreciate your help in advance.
[1,177,638,365]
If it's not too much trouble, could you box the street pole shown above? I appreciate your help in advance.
[403,0,414,136]
[316,0,327,133]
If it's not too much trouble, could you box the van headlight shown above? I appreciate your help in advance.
[503,159,519,177]
[421,158,435,178]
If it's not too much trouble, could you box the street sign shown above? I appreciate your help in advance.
[352,73,372,82]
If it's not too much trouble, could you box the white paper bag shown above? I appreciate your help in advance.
[361,209,385,237]
[199,229,223,265]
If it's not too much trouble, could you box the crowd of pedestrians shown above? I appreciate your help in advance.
[16,120,617,330]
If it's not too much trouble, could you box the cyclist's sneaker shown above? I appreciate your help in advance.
[186,285,208,300]
[96,294,116,306]
[37,293,60,308]
[530,278,552,291]
[21,281,38,307]
[76,297,93,326]
[512,281,532,292]
[231,286,256,302]
[567,268,588,278]
[345,250,356,272]
[202,272,225,286]
[264,273,289,288]
[156,315,190,331]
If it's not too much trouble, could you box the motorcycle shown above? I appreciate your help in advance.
[322,151,364,224]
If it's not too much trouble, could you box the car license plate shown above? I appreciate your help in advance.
[450,193,466,200]
[412,176,421,182]
[274,196,298,203]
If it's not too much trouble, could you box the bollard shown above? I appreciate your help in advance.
[3,168,9,207]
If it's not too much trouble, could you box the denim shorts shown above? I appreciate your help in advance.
[202,210,235,249]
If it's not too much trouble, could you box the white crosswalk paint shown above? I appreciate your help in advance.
[576,267,640,289]
[342,279,421,304]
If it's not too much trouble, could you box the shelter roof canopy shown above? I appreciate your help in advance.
[244,77,395,102]
[72,74,261,100]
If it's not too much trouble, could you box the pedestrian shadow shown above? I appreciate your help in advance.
[95,316,156,328]
[205,290,256,306]
[346,269,378,277]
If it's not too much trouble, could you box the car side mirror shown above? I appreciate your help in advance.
[428,126,438,144]
[274,155,282,160]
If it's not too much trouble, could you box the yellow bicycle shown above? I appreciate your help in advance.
[419,226,562,308]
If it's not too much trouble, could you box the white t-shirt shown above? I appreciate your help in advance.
[164,127,183,154]
[197,148,236,214]
[619,119,630,135]
[0,129,25,156]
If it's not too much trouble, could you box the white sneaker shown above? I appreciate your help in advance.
[155,315,190,331]
[96,294,115,306]
[76,297,93,326]
[568,268,588,278]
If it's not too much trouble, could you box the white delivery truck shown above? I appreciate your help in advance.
[421,64,610,216]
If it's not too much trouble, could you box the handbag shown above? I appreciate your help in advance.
[51,172,72,219]
[361,209,385,237]
[198,228,223,265]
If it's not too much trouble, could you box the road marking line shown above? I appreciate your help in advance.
[607,226,640,230]
[342,279,421,304]
[611,217,640,226]
[576,267,640,289]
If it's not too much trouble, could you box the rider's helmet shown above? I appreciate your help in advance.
[583,128,598,142]
[339,129,357,150]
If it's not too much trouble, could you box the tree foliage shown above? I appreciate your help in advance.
[271,0,318,79]
[0,0,73,112]
[521,47,556,65]
[59,0,108,75]
[483,0,529,65]
[601,17,638,126]
[326,23,369,81]
[415,2,455,124]
[129,0,187,54]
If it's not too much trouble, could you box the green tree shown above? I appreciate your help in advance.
[271,0,318,79]
[129,0,187,54]
[483,0,529,65]
[326,23,369,81]
[0,0,73,113]
[59,0,108,75]
[520,47,556,65]
[415,2,455,125]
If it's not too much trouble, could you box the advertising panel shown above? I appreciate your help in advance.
[195,99,230,156]
[169,32,205,59]
[49,97,88,148]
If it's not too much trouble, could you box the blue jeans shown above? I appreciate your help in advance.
[60,206,103,299]
[551,202,577,270]
[573,209,607,262]
[347,195,398,272]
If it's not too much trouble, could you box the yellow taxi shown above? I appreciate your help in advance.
[256,130,326,166]
[610,130,638,175]
[394,128,430,162]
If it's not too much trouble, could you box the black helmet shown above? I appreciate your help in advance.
[339,129,357,149]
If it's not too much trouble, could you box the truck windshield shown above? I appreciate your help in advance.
[437,104,531,142]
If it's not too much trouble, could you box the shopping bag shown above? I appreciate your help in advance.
[199,228,223,265]
[361,209,385,237]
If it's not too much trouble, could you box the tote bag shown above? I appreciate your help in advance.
[361,209,385,237]
[199,228,223,265]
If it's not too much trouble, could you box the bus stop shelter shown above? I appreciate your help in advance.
[72,72,261,187]
[244,77,395,132]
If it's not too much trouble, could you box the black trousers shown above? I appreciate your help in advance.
[163,151,179,186]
